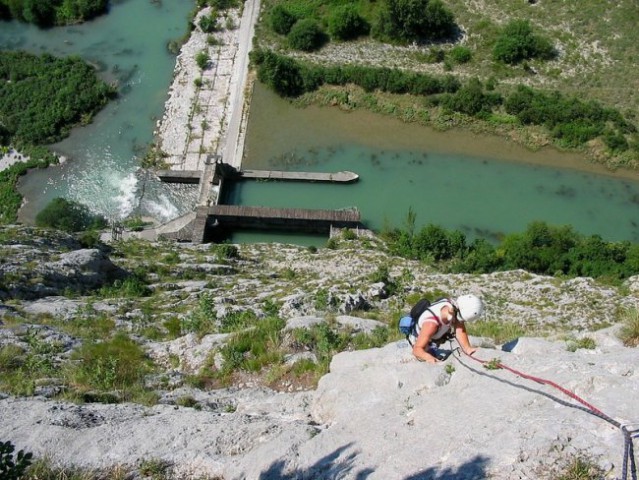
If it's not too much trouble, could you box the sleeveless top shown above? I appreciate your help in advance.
[413,299,454,341]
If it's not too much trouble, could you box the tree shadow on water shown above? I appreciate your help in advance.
[404,455,490,480]
[258,443,488,480]
[259,443,374,480]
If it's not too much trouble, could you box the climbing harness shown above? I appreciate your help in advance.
[452,347,638,480]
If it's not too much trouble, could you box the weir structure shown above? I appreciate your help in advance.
[147,0,364,243]
[155,159,362,243]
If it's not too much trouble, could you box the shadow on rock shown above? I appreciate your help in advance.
[257,444,488,480]
[405,455,490,480]
[258,443,374,479]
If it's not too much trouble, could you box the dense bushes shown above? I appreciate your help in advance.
[252,49,460,97]
[441,78,502,116]
[504,85,634,149]
[270,5,297,35]
[35,197,107,233]
[382,220,639,282]
[0,0,108,26]
[0,51,116,145]
[328,5,369,41]
[493,19,555,64]
[287,18,325,51]
[267,0,454,46]
[373,0,455,43]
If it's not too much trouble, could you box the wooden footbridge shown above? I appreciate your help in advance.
[155,160,363,242]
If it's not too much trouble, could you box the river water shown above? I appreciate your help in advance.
[231,83,639,244]
[3,4,639,244]
[0,0,198,223]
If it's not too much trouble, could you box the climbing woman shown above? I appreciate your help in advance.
[411,294,484,364]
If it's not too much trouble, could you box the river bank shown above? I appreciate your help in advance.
[0,149,28,172]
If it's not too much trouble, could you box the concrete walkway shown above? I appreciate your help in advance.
[156,0,260,180]
[146,0,260,241]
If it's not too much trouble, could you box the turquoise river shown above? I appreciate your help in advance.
[2,2,639,244]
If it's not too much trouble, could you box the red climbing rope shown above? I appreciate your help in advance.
[460,351,606,416]
[454,348,637,480]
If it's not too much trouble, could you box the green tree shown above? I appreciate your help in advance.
[493,19,555,64]
[374,0,455,43]
[328,5,368,41]
[253,50,307,97]
[442,78,501,116]
[287,18,325,51]
[22,0,55,26]
[35,197,107,232]
[501,222,578,274]
[269,4,296,35]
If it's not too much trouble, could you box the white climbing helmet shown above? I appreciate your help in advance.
[455,294,484,322]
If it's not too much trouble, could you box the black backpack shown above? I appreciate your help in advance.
[398,298,437,345]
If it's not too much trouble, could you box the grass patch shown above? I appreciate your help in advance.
[618,307,639,347]
[466,320,527,344]
[566,336,596,352]
[546,453,606,480]
[218,316,285,376]
[65,332,155,402]
[0,338,62,396]
[98,275,151,298]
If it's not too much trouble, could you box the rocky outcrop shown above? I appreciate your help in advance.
[0,226,638,478]
[1,228,126,300]
[1,328,637,479]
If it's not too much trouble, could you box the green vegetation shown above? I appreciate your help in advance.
[35,198,107,233]
[382,219,639,283]
[566,336,596,352]
[0,334,64,396]
[0,440,33,480]
[373,0,455,43]
[252,50,635,153]
[256,0,639,169]
[618,308,639,347]
[0,0,108,26]
[270,4,296,35]
[66,332,155,402]
[0,147,57,224]
[199,10,220,33]
[289,322,388,374]
[181,310,391,388]
[99,275,152,299]
[448,45,472,64]
[196,0,240,10]
[467,320,527,345]
[195,50,211,70]
[492,19,555,65]
[287,18,325,52]
[0,51,116,145]
[328,5,369,41]
[551,454,606,480]
[252,49,461,98]
[504,85,635,150]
